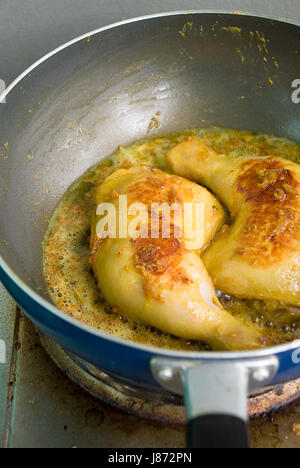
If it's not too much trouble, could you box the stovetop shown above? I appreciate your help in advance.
[0,283,300,448]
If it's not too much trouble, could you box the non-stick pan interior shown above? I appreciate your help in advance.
[0,12,299,299]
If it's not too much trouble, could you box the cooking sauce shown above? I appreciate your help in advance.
[43,127,300,351]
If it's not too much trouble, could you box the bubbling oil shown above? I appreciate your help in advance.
[43,127,300,351]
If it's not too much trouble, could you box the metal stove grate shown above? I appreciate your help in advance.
[39,331,300,424]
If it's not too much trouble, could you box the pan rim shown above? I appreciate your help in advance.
[1,9,300,361]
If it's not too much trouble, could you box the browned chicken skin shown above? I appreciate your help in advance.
[167,136,300,306]
[90,166,266,351]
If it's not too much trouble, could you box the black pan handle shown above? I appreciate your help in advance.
[187,413,249,448]
[182,362,250,449]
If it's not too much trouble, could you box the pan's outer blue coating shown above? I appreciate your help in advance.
[1,267,300,389]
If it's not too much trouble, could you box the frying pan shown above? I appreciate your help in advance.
[1,11,300,448]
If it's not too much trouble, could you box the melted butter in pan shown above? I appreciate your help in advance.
[43,127,300,351]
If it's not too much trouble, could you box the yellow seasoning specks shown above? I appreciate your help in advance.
[268,77,274,86]
[148,116,160,132]
[272,58,280,70]
[236,48,245,64]
[221,26,242,35]
[256,31,269,55]
[179,22,193,38]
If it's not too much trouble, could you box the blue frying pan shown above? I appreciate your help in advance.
[1,11,300,448]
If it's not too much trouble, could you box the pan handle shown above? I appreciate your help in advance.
[151,356,279,449]
[182,362,249,448]
[187,414,249,448]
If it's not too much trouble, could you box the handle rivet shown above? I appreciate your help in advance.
[253,367,270,382]
[158,367,173,381]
